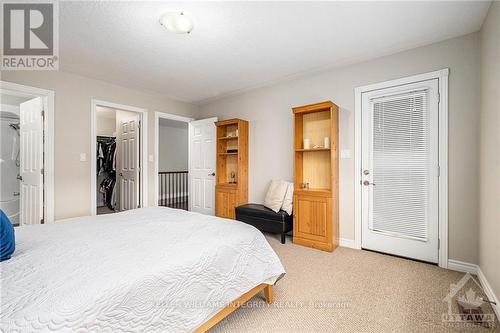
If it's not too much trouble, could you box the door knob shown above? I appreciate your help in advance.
[208,172,215,176]
[17,175,22,181]
[13,192,20,196]
[363,180,376,186]
[363,170,370,175]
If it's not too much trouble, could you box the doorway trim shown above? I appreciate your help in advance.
[153,111,194,207]
[353,68,449,268]
[0,80,55,224]
[90,99,148,215]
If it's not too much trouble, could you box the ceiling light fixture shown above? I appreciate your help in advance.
[159,12,193,34]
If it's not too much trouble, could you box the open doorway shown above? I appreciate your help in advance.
[0,81,55,225]
[158,118,189,210]
[91,100,147,215]
[155,113,191,210]
[154,112,219,215]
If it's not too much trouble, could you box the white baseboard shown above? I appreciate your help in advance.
[448,259,499,320]
[477,267,500,320]
[447,259,478,274]
[339,238,357,249]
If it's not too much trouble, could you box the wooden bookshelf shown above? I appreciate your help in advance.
[292,101,339,252]
[215,119,248,219]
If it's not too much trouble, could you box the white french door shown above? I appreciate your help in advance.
[19,97,44,225]
[189,118,217,215]
[361,79,439,263]
[117,114,140,211]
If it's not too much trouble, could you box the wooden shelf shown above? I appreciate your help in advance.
[295,187,331,193]
[295,148,330,152]
[293,101,339,253]
[217,182,238,187]
[215,118,248,219]
[294,188,332,196]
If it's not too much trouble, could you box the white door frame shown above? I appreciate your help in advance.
[90,99,148,215]
[354,68,449,268]
[0,80,55,224]
[153,111,194,207]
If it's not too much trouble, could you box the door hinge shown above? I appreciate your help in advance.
[438,92,441,104]
[41,168,44,175]
[437,165,440,177]
[41,110,45,118]
[438,238,440,249]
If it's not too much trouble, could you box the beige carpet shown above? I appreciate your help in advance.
[210,235,499,333]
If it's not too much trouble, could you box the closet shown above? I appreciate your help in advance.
[292,101,339,252]
[96,135,117,213]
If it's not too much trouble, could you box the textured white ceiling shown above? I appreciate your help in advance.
[59,1,491,104]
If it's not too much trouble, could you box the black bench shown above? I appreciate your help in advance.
[235,204,293,244]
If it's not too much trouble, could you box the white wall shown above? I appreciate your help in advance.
[479,1,500,308]
[158,119,188,172]
[2,70,199,221]
[200,33,481,264]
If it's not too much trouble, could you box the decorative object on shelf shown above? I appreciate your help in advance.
[226,147,238,153]
[230,171,236,184]
[303,138,310,149]
[227,131,237,138]
[293,101,339,252]
[324,137,330,149]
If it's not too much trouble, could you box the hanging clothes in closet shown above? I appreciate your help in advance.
[97,136,117,210]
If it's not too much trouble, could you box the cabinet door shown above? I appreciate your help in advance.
[215,188,237,219]
[293,194,332,247]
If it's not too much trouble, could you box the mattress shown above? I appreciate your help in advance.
[0,207,285,332]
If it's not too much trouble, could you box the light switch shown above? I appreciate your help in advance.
[79,153,87,162]
[149,154,154,162]
[341,149,351,159]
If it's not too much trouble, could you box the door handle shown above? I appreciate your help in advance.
[17,175,22,181]
[363,180,376,186]
[119,173,123,177]
[13,192,20,196]
[208,172,215,176]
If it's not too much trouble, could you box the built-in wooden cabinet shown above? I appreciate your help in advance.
[292,101,339,252]
[215,119,248,219]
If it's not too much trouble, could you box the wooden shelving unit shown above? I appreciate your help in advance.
[215,119,248,219]
[292,101,339,252]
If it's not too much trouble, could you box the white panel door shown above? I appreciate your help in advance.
[189,117,217,215]
[19,97,44,225]
[118,114,140,211]
[361,79,439,263]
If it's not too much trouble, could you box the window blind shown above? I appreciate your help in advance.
[370,89,430,241]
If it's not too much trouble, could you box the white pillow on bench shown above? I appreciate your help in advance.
[281,182,293,215]
[264,180,289,213]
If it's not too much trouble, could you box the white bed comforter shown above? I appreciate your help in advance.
[0,207,285,332]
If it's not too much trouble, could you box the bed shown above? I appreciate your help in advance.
[0,207,285,332]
